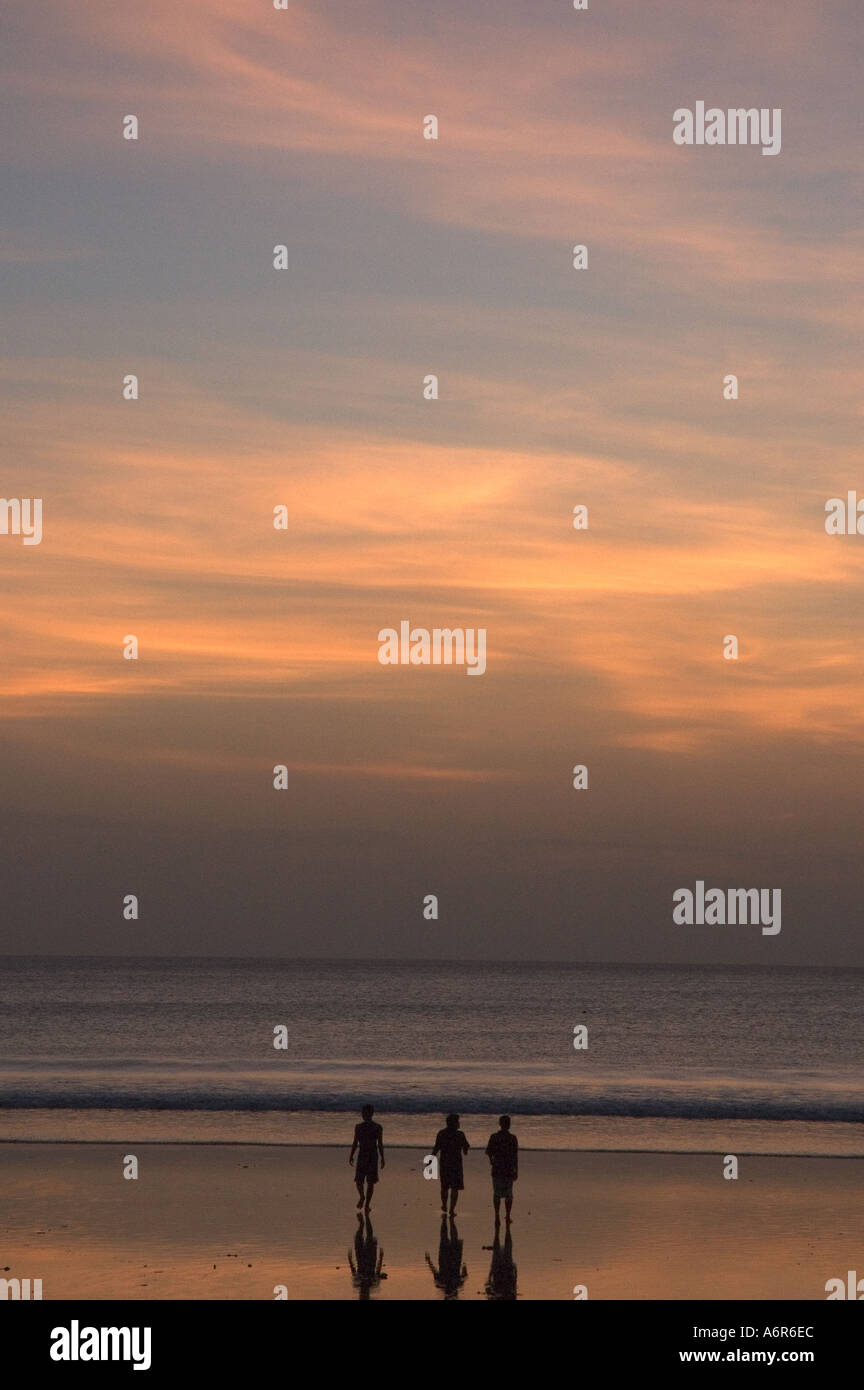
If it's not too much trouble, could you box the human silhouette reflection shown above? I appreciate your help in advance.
[425,1214,468,1300]
[348,1213,385,1299]
[484,1227,517,1300]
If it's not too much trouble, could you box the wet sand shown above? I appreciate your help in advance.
[1,1144,861,1300]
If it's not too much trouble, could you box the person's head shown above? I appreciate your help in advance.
[361,1104,374,1120]
[446,1113,459,1129]
[499,1115,511,1130]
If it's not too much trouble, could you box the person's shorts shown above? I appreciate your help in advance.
[356,1161,379,1184]
[492,1174,513,1200]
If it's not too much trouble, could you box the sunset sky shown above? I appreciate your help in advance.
[1,0,862,962]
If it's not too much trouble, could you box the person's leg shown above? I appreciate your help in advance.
[355,1178,365,1208]
[365,1179,374,1210]
[449,1188,459,1214]
[493,1194,501,1224]
[504,1195,513,1223]
[440,1179,448,1213]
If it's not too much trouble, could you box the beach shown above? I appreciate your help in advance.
[2,1143,861,1301]
[2,963,861,1301]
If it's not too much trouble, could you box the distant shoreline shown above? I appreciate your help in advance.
[1,1139,862,1158]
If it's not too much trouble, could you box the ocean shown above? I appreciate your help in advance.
[1,958,862,1155]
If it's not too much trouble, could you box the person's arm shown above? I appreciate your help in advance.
[349,1125,358,1164]
[462,1133,470,1153]
[378,1126,385,1168]
[513,1136,518,1179]
[432,1132,441,1156]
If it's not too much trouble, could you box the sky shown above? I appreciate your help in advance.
[1,0,862,962]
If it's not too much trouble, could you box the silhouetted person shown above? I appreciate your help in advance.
[425,1215,467,1300]
[349,1103,385,1211]
[485,1227,517,1300]
[432,1113,469,1215]
[485,1114,518,1224]
[348,1213,385,1300]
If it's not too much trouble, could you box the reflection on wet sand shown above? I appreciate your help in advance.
[348,1213,386,1300]
[426,1215,468,1300]
[484,1228,517,1300]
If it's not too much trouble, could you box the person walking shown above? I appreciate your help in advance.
[432,1113,470,1215]
[349,1103,385,1211]
[485,1114,518,1225]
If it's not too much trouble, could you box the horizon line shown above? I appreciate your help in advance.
[0,955,860,972]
